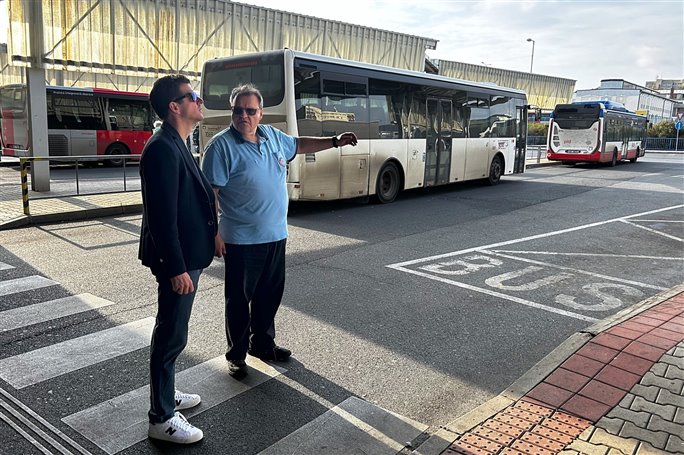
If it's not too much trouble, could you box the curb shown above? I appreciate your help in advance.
[0,204,143,230]
[411,283,684,455]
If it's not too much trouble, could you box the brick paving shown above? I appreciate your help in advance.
[439,291,684,455]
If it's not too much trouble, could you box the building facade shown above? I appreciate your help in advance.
[574,79,679,124]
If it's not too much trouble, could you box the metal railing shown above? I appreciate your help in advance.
[642,137,684,151]
[18,154,141,216]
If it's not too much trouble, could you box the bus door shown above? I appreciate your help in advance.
[514,105,527,173]
[425,98,452,186]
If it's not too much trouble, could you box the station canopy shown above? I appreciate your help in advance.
[3,0,438,92]
[437,60,576,110]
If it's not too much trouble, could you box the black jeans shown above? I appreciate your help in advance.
[148,269,201,423]
[224,240,286,360]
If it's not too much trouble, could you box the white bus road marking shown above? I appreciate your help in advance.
[388,265,597,322]
[0,262,14,271]
[386,205,684,322]
[63,356,286,455]
[258,396,427,455]
[387,204,684,268]
[620,219,684,242]
[0,318,155,389]
[491,250,684,261]
[482,250,667,291]
[0,294,115,332]
[0,276,58,297]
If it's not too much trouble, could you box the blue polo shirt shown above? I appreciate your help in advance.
[201,125,298,244]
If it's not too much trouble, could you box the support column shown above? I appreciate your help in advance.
[26,68,50,191]
[26,0,49,191]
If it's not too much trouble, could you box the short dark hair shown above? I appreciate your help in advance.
[230,84,263,109]
[149,75,191,120]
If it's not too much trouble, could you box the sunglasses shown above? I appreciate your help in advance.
[232,107,260,116]
[173,91,200,103]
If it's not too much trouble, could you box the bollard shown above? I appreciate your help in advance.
[20,158,30,216]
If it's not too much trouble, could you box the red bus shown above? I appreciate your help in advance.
[546,101,647,166]
[0,84,153,166]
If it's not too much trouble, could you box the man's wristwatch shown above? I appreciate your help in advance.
[332,136,339,148]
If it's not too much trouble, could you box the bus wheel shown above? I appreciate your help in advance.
[630,149,639,163]
[487,155,503,185]
[374,161,400,204]
[105,143,129,167]
[610,150,618,167]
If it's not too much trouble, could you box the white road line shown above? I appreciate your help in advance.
[620,220,684,242]
[482,250,667,291]
[0,318,155,389]
[0,409,54,455]
[0,262,14,271]
[0,398,72,454]
[492,250,684,261]
[387,265,597,322]
[0,387,92,455]
[0,276,58,297]
[258,396,427,455]
[387,204,684,268]
[633,219,684,223]
[0,294,115,332]
[63,356,286,455]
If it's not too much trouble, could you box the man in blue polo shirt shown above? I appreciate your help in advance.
[201,83,357,377]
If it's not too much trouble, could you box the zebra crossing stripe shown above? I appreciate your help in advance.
[0,276,58,297]
[258,396,428,455]
[63,356,286,455]
[0,293,115,332]
[0,317,155,389]
[0,262,14,271]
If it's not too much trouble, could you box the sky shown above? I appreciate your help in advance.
[242,0,683,90]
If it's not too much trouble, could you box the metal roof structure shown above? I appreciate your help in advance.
[1,0,437,93]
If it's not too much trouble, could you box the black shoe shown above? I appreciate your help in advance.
[248,345,292,362]
[226,359,247,377]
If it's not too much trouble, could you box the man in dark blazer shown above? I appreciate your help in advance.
[139,75,218,445]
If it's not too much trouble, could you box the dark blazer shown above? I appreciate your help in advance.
[138,123,218,279]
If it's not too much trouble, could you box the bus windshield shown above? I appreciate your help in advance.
[202,53,285,110]
[553,104,600,129]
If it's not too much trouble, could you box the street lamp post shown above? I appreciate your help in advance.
[526,38,535,73]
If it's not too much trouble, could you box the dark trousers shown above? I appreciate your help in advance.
[148,269,201,423]
[224,240,286,360]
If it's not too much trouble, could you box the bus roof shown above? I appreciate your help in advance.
[206,49,527,98]
[570,100,632,113]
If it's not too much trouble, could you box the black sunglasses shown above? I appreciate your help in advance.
[173,91,200,103]
[232,107,260,116]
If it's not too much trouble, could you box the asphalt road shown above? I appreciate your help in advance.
[0,154,682,455]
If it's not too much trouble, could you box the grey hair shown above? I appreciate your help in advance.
[229,83,264,109]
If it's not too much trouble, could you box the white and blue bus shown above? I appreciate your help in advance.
[199,50,529,203]
[547,101,647,166]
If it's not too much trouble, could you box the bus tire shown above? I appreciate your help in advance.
[105,143,129,167]
[487,155,503,186]
[610,150,618,167]
[374,161,400,204]
[629,148,639,163]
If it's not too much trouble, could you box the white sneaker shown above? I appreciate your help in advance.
[174,390,201,410]
[148,412,203,444]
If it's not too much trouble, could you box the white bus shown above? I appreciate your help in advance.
[547,101,647,166]
[199,50,528,203]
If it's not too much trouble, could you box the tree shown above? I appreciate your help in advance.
[528,122,548,137]
[648,120,676,138]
